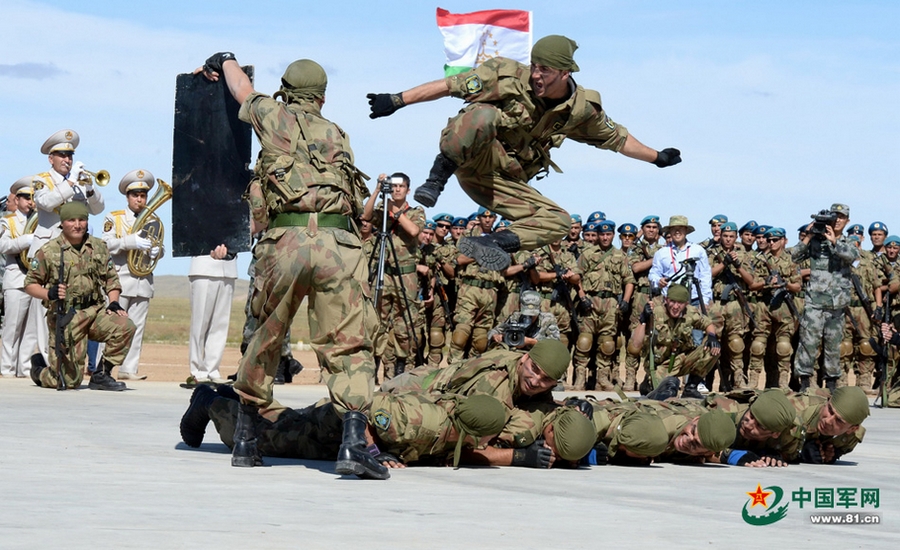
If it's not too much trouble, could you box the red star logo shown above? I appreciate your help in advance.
[746,484,772,508]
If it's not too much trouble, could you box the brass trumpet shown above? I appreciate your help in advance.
[127,178,172,277]
[78,168,110,186]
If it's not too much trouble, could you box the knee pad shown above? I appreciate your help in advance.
[576,334,594,354]
[775,339,793,359]
[749,338,767,357]
[727,334,745,354]
[859,340,877,357]
[599,336,617,356]
[429,328,445,348]
[626,340,643,357]
[839,340,854,359]
[472,329,488,353]
[451,326,471,348]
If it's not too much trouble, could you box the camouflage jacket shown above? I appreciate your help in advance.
[647,296,713,360]
[446,57,629,180]
[371,202,426,269]
[634,399,706,464]
[531,245,577,298]
[749,250,800,316]
[577,244,635,296]
[766,391,865,463]
[791,236,859,309]
[708,247,752,300]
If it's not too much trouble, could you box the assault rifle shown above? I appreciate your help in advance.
[55,246,75,391]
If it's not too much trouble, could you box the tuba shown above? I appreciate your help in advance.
[127,178,172,277]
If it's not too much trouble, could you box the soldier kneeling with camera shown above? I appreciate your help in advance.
[488,290,561,350]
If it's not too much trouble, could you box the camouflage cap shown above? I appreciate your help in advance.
[830,386,870,426]
[666,284,690,303]
[610,411,669,458]
[830,203,850,217]
[748,389,796,434]
[696,410,737,453]
[59,201,89,221]
[519,290,541,316]
[551,407,595,461]
[662,215,695,235]
[278,59,327,101]
[527,339,570,380]
[869,222,888,235]
[452,394,508,468]
[531,35,580,72]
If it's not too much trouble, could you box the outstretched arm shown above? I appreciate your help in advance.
[367,79,451,119]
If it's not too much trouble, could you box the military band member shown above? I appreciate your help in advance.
[0,177,38,377]
[100,169,164,381]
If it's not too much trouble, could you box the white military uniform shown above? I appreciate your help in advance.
[189,254,237,382]
[0,208,38,376]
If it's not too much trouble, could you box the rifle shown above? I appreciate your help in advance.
[55,246,75,391]
[766,263,800,325]
[545,246,579,333]
[874,291,891,408]
[647,307,659,390]
[849,272,875,320]
[719,253,757,330]
[434,278,455,332]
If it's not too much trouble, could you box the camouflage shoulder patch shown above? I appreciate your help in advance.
[107,258,114,270]
[30,258,39,270]
[103,220,113,232]
[464,74,483,94]
[373,409,391,431]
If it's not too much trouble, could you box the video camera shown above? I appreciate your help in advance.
[810,209,838,235]
[503,318,532,348]
[379,175,404,195]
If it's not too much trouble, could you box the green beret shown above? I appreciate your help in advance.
[531,35,580,72]
[276,59,327,102]
[552,408,596,461]
[697,410,737,453]
[58,201,89,221]
[830,386,870,426]
[527,339,570,380]
[452,394,508,468]
[667,284,690,303]
[611,411,669,458]
[749,389,796,434]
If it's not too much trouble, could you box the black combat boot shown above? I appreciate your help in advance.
[824,377,837,393]
[89,360,126,391]
[283,355,303,384]
[334,411,390,480]
[413,153,458,208]
[681,374,704,399]
[798,375,811,393]
[646,376,681,401]
[395,358,406,377]
[232,403,264,467]
[30,354,47,387]
[274,359,286,385]
[180,385,218,448]
[458,231,521,271]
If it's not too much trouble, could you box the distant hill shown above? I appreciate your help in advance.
[153,275,250,301]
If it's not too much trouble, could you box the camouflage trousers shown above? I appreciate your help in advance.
[39,304,136,389]
[234,225,378,419]
[750,303,796,387]
[242,254,292,357]
[374,271,420,379]
[422,296,447,369]
[653,342,718,379]
[623,289,653,388]
[841,305,877,389]
[440,103,570,250]
[573,296,617,389]
[448,283,499,364]
[794,306,843,379]
[709,299,750,386]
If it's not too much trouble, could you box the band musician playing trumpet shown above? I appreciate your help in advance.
[100,169,169,381]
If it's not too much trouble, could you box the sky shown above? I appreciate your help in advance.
[1,0,898,277]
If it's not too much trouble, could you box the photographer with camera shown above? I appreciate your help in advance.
[791,203,859,392]
[488,290,561,351]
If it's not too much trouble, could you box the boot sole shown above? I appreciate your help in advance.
[335,459,391,480]
[413,187,438,208]
[458,237,511,271]
[88,383,126,391]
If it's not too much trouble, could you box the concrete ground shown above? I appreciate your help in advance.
[1,378,896,549]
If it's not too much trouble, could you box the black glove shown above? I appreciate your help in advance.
[577,296,593,315]
[705,333,721,353]
[800,440,824,464]
[580,442,609,466]
[564,397,594,420]
[522,256,537,271]
[723,253,735,266]
[618,297,631,315]
[204,52,235,74]
[721,449,761,466]
[374,451,402,465]
[553,264,567,282]
[367,93,406,119]
[47,285,62,301]
[653,147,682,168]
[511,440,553,468]
[874,306,884,322]
[106,301,125,314]
[639,302,653,325]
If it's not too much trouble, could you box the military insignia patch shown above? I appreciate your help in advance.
[373,409,391,431]
[137,170,145,179]
[64,131,73,141]
[33,181,44,191]
[464,74,483,94]
[107,258,114,270]
[553,121,564,131]
[605,119,617,130]
[103,220,113,232]
[30,258,38,270]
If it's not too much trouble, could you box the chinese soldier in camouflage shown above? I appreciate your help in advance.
[791,204,860,392]
[367,34,681,272]
[24,201,134,391]
[572,220,634,390]
[200,53,387,478]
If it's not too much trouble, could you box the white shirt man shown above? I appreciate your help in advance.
[649,215,712,305]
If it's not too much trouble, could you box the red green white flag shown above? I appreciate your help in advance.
[436,8,532,77]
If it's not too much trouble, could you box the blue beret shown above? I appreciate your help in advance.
[476,206,495,217]
[452,217,468,228]
[618,223,638,235]
[641,215,660,226]
[433,213,454,224]
[720,222,738,232]
[764,227,786,238]
[583,222,599,233]
[468,212,478,221]
[495,219,512,228]
[587,211,606,223]
[798,224,809,233]
[753,225,771,236]
[884,235,900,246]
[424,220,436,230]
[847,224,864,235]
[869,222,888,235]
[709,214,728,224]
[739,220,758,233]
[596,220,616,233]
[570,214,582,224]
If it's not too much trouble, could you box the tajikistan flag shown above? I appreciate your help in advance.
[437,8,532,77]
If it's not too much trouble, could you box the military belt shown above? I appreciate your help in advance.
[540,291,554,300]
[636,286,652,295]
[850,299,863,308]
[71,298,99,311]
[460,277,498,290]
[270,212,352,230]
[587,290,616,299]
[385,264,417,276]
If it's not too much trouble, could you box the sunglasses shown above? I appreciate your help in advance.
[436,223,451,229]
[766,237,783,243]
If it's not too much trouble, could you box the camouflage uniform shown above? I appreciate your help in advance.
[442,58,630,250]
[624,238,662,389]
[429,240,459,367]
[708,248,754,387]
[24,233,135,388]
[572,243,634,390]
[235,91,376,418]
[487,311,561,349]
[791,236,860,381]
[370,202,426,379]
[241,249,293,359]
[765,390,865,463]
[633,399,708,464]
[530,245,578,340]
[840,252,879,389]
[644,297,718,380]
[748,250,800,388]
